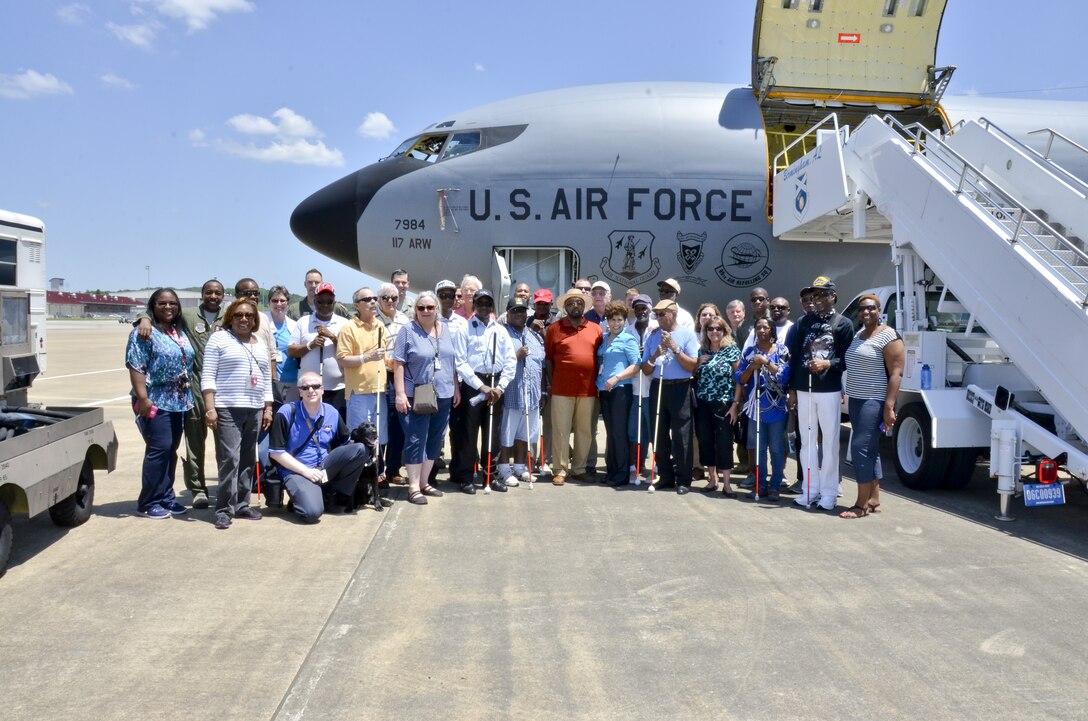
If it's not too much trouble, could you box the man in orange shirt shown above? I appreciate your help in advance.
[545,289,603,485]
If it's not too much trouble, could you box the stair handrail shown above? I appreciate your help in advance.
[771,112,846,176]
[878,115,1088,305]
[973,118,1088,197]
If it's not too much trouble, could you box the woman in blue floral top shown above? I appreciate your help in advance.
[694,315,741,496]
[736,317,792,501]
[126,288,195,519]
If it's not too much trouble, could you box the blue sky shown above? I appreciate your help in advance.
[4,0,1087,296]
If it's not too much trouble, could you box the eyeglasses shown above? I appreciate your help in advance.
[814,290,834,297]
[298,384,322,391]
[270,298,288,304]
[380,295,398,302]
[355,296,377,303]
[234,312,256,319]
[416,305,436,312]
[238,289,261,297]
[770,304,790,311]
[706,327,725,333]
[858,305,880,312]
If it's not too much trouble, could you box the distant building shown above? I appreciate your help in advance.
[47,291,143,318]
[49,277,65,291]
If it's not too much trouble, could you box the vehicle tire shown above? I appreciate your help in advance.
[49,459,95,528]
[893,403,950,490]
[0,500,12,579]
[941,448,980,490]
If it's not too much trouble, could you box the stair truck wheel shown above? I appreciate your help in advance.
[893,403,950,490]
[0,500,12,579]
[941,448,981,490]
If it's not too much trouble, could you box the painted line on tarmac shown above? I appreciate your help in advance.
[78,394,132,407]
[37,367,126,381]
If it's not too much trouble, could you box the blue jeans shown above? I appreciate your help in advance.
[399,396,453,463]
[746,416,786,492]
[136,410,185,511]
[848,397,884,484]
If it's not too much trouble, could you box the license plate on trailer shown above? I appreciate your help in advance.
[1023,483,1066,507]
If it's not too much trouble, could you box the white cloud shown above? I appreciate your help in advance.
[57,3,92,24]
[0,70,74,100]
[474,62,486,72]
[107,21,159,49]
[357,111,396,140]
[217,138,344,167]
[215,107,343,167]
[188,129,207,146]
[147,0,255,32]
[101,73,137,90]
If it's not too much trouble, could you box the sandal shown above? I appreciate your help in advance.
[839,505,869,519]
[421,485,444,497]
[722,487,736,498]
[408,490,428,505]
[867,502,883,513]
[703,483,720,493]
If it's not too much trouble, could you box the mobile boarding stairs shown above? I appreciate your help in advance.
[773,113,1088,519]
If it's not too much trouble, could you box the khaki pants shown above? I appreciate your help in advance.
[550,395,596,476]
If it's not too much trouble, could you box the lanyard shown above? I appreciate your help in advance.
[163,326,187,365]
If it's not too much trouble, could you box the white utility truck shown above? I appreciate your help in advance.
[0,210,117,577]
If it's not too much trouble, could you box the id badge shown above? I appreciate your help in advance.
[274,349,282,362]
[250,374,258,388]
[433,358,442,371]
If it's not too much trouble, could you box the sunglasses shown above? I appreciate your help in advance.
[239,290,261,297]
[575,287,591,292]
[233,312,256,319]
[270,298,288,303]
[417,305,436,312]
[750,296,768,302]
[380,295,398,302]
[298,383,322,391]
[437,292,456,299]
[355,296,377,303]
[770,304,790,311]
[706,327,725,332]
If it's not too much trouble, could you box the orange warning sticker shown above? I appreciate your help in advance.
[838,33,861,44]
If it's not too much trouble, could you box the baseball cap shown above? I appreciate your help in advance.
[591,280,611,293]
[316,282,335,295]
[631,293,652,307]
[507,297,530,311]
[658,278,681,294]
[653,299,678,313]
[533,289,554,304]
[435,279,457,293]
[473,288,495,303]
[803,275,837,293]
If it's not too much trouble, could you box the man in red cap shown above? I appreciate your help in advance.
[289,282,349,417]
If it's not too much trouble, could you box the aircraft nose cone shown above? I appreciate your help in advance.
[290,172,361,270]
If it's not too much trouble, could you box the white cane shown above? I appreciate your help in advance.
[484,333,498,495]
[753,365,763,501]
[805,371,815,508]
[523,341,533,490]
[374,326,385,480]
[648,346,666,494]
[634,371,644,487]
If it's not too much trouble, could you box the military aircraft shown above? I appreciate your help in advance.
[290,0,1088,308]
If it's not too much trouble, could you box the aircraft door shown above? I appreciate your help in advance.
[491,252,512,311]
[496,247,578,304]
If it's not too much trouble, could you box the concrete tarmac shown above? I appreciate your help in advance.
[2,321,1087,720]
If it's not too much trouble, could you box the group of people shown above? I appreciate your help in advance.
[125,266,905,526]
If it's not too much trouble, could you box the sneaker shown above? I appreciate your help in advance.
[539,464,552,476]
[235,507,262,521]
[497,463,513,482]
[192,492,209,509]
[784,482,804,495]
[795,496,820,508]
[161,500,189,516]
[513,465,530,483]
[137,505,170,520]
[214,513,232,529]
[739,474,756,489]
[503,473,520,487]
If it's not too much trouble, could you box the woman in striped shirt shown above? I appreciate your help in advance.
[841,294,904,518]
[202,299,274,529]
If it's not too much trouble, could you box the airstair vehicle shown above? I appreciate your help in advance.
[755,0,1088,519]
[773,113,1088,519]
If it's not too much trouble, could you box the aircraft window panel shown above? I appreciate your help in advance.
[441,131,481,161]
[808,0,823,11]
[883,0,898,16]
[908,0,927,16]
[781,0,799,9]
[406,134,448,163]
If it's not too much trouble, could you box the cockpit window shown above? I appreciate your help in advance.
[408,134,448,162]
[442,131,481,160]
